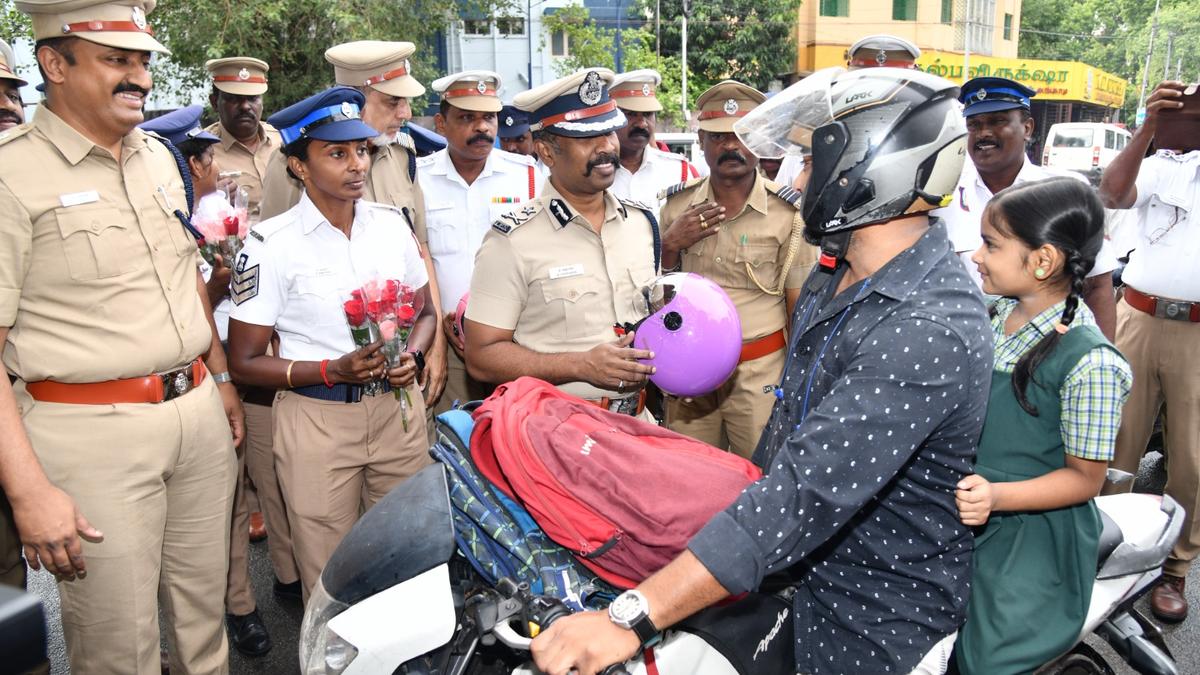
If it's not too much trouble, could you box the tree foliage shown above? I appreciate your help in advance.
[1,0,512,112]
[1019,0,1200,119]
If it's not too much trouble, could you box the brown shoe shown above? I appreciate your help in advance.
[248,511,267,542]
[1150,574,1188,623]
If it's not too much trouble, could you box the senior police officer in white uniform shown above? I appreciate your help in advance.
[420,69,541,412]
[609,69,697,211]
[464,68,659,414]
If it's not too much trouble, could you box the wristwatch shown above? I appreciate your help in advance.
[608,590,657,646]
[410,349,426,375]
[210,371,233,385]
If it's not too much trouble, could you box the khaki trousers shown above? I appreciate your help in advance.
[225,401,297,615]
[17,376,237,675]
[666,348,784,459]
[434,348,493,415]
[273,384,432,600]
[1105,299,1200,577]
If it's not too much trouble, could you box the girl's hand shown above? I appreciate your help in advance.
[331,340,385,385]
[386,352,419,388]
[956,474,995,526]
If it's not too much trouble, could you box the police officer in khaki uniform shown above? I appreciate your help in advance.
[204,56,280,221]
[660,81,817,458]
[0,2,242,672]
[465,69,657,413]
[258,41,449,409]
[0,39,24,133]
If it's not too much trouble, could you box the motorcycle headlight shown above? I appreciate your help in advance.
[299,578,359,674]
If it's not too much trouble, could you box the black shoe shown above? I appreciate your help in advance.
[273,577,303,602]
[226,609,272,657]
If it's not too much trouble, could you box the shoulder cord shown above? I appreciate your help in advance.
[153,136,205,243]
[747,209,806,297]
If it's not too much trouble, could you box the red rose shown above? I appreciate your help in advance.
[400,288,416,305]
[223,215,240,237]
[396,305,416,322]
[350,288,364,302]
[344,298,367,327]
[366,300,383,322]
[382,279,401,305]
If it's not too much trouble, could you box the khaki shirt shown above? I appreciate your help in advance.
[258,138,426,243]
[204,121,281,221]
[466,181,659,400]
[0,105,212,382]
[661,174,816,341]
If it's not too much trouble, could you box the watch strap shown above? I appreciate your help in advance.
[630,614,657,646]
[210,371,232,385]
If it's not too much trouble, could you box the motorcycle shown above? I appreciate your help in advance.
[299,425,1185,675]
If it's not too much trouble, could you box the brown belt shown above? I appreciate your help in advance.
[25,360,207,405]
[740,329,786,363]
[1124,286,1200,323]
[592,388,647,416]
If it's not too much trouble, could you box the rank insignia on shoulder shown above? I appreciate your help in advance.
[248,229,265,242]
[491,220,512,234]
[492,202,541,235]
[770,184,803,208]
[230,253,260,305]
[658,177,703,201]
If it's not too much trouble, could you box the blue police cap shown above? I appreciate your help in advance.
[498,105,530,139]
[267,86,379,146]
[960,77,1036,117]
[138,105,219,146]
[514,68,626,138]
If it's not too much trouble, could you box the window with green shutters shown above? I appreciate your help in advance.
[893,0,917,21]
[1003,13,1013,39]
[941,0,953,23]
[821,0,850,17]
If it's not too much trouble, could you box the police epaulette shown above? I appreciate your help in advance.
[658,177,704,201]
[249,230,265,242]
[491,201,544,234]
[767,181,803,208]
[617,197,654,214]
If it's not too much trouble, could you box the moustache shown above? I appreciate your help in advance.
[628,127,651,139]
[112,82,150,98]
[717,151,748,165]
[584,153,619,177]
[468,133,495,145]
[0,111,20,124]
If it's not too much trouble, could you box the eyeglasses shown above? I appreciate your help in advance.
[1149,206,1184,246]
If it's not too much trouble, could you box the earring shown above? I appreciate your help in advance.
[1034,268,1047,279]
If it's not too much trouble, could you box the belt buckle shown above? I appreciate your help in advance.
[161,368,192,401]
[1158,300,1192,321]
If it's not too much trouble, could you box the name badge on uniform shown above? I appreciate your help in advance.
[59,190,100,208]
[548,264,584,280]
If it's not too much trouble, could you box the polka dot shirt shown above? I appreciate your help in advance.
[688,221,993,674]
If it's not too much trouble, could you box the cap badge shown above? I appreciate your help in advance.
[723,98,739,115]
[341,101,355,118]
[579,71,603,106]
[237,68,251,81]
[641,83,651,96]
[476,80,488,94]
[505,116,514,126]
[875,49,887,66]
[131,6,147,30]
[975,89,987,101]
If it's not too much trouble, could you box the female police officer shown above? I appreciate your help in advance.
[227,87,435,599]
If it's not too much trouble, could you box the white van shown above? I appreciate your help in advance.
[1042,123,1131,184]
[655,132,707,174]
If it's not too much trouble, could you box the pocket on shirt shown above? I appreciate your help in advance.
[295,274,346,327]
[55,205,143,281]
[152,187,201,257]
[425,201,462,257]
[733,242,780,290]
[539,275,607,339]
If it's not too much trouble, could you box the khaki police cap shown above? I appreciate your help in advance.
[326,41,424,99]
[514,68,625,138]
[695,80,764,133]
[0,39,28,87]
[847,34,921,69]
[205,56,268,96]
[610,69,662,113]
[431,70,503,113]
[15,0,168,54]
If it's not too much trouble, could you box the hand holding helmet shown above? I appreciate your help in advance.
[582,332,656,392]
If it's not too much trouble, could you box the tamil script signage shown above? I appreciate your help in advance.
[914,49,1127,107]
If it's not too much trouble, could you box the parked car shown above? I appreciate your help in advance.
[1042,122,1131,185]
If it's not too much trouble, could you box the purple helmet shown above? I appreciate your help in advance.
[632,273,742,397]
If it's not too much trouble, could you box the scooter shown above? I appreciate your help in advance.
[299,448,1184,675]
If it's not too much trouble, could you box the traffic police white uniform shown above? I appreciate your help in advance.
[609,69,697,210]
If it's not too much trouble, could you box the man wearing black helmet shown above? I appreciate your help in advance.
[532,67,992,675]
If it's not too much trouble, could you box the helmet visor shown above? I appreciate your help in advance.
[633,273,687,317]
[734,67,843,160]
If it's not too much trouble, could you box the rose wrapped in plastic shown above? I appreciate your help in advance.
[342,290,384,397]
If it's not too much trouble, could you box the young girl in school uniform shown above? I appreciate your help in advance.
[953,176,1133,674]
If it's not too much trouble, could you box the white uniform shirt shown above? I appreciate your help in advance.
[932,157,1119,285]
[418,148,539,313]
[611,145,695,212]
[228,193,428,361]
[198,258,232,342]
[1121,150,1200,301]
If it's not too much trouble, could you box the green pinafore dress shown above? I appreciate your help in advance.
[955,324,1116,675]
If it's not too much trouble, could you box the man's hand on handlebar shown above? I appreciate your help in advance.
[530,610,640,675]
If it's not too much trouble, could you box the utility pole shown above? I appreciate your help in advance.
[1136,0,1162,122]
[656,0,661,69]
[1163,33,1174,81]
[681,0,690,121]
